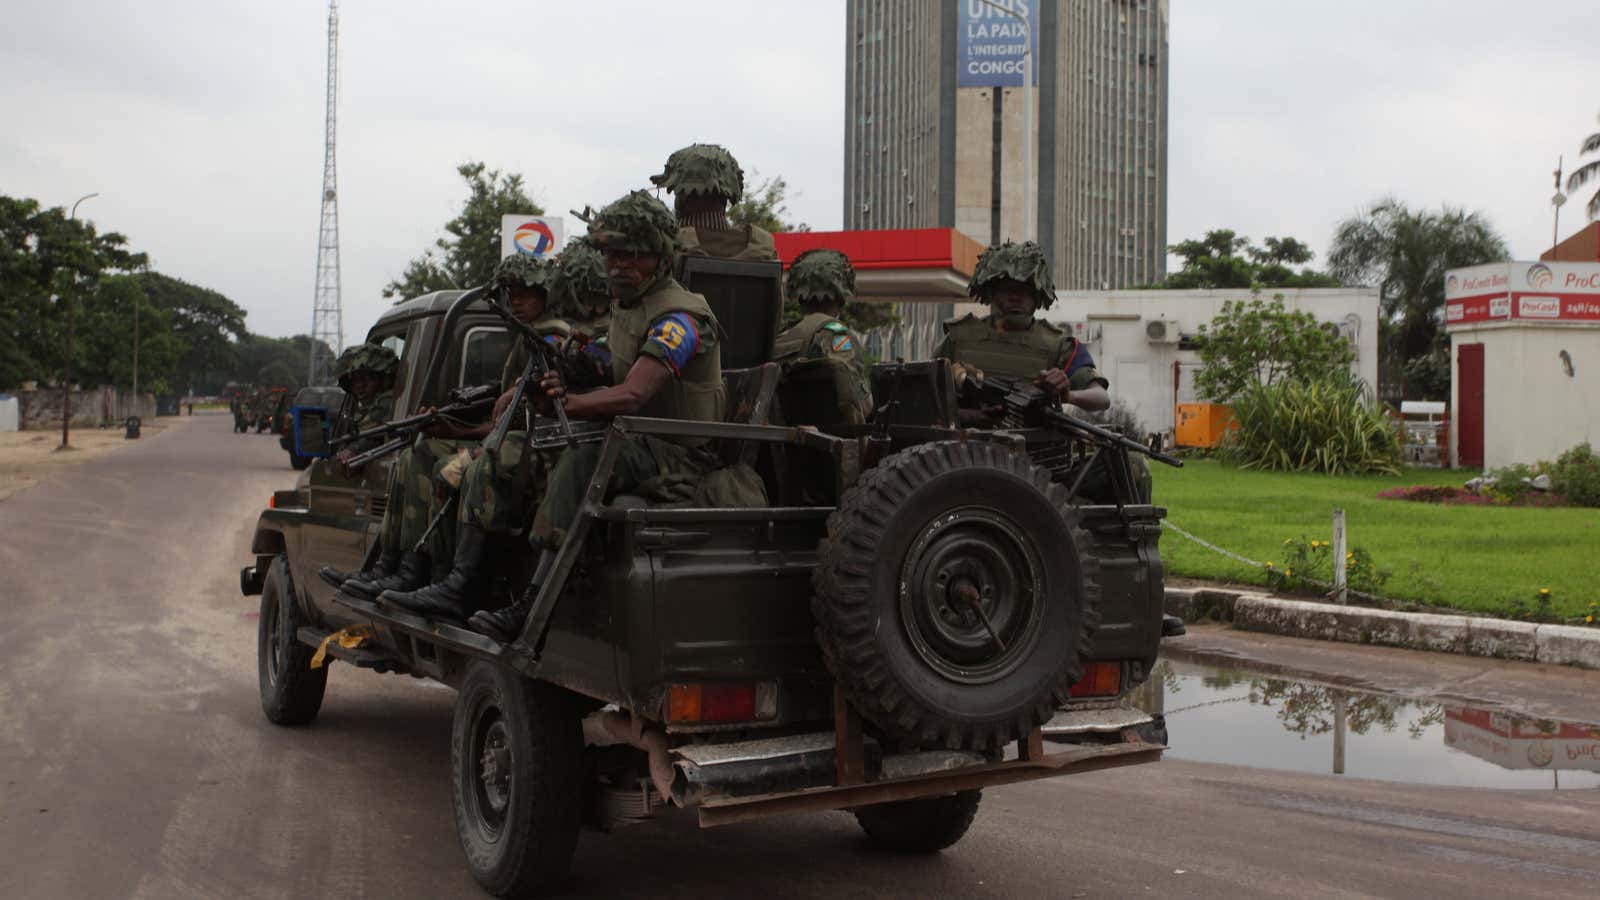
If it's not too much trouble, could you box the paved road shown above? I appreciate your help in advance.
[3,412,1598,899]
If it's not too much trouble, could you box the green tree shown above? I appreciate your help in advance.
[1566,113,1600,222]
[135,271,248,394]
[76,275,183,395]
[1194,293,1355,402]
[0,195,148,387]
[384,162,544,299]
[1327,198,1510,397]
[1159,230,1340,290]
[231,334,333,393]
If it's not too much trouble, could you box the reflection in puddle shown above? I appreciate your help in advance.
[1134,659,1600,790]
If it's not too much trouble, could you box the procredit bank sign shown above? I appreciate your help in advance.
[1445,261,1600,325]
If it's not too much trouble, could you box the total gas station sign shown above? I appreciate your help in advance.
[500,215,564,261]
[1445,261,1600,326]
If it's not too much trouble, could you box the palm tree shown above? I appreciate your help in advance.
[1327,198,1510,398]
[1567,115,1600,221]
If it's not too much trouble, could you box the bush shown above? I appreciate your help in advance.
[1085,399,1148,440]
[1223,373,1402,475]
[1547,443,1600,507]
[1265,536,1389,595]
[1194,292,1355,402]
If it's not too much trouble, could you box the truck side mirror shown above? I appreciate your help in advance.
[293,407,334,458]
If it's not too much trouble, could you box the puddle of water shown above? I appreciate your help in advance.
[1133,659,1600,791]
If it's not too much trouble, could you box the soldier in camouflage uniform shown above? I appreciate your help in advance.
[320,258,568,598]
[934,240,1148,502]
[774,248,872,424]
[331,343,398,466]
[550,234,614,390]
[379,256,576,621]
[459,190,730,642]
[651,144,779,262]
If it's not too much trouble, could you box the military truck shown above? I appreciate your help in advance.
[241,263,1176,898]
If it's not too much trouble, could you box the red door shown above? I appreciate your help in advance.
[1456,343,1485,468]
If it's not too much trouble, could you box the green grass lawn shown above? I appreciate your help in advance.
[1151,460,1600,620]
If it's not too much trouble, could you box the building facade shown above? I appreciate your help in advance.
[844,0,1170,290]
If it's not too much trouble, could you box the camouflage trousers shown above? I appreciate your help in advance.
[530,436,716,547]
[458,431,548,537]
[378,438,468,578]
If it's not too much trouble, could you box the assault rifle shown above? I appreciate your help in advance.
[959,373,1184,469]
[482,292,576,451]
[332,383,499,468]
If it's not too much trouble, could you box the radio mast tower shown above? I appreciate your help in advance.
[308,0,343,386]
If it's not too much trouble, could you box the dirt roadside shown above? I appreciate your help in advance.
[0,415,193,502]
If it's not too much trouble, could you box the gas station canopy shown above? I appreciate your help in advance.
[771,228,984,301]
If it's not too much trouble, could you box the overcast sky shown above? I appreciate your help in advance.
[3,1,1595,342]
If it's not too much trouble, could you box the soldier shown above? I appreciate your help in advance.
[320,258,567,597]
[330,342,399,475]
[550,235,614,391]
[651,143,778,262]
[773,248,872,424]
[934,240,1149,502]
[454,190,728,642]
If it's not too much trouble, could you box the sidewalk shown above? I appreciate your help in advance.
[0,415,191,502]
[1167,583,1600,669]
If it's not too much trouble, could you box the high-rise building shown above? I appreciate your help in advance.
[844,0,1169,290]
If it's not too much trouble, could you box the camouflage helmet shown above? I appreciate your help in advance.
[968,240,1057,310]
[588,190,680,259]
[335,341,399,387]
[554,235,609,318]
[492,253,559,295]
[786,248,856,308]
[649,143,745,201]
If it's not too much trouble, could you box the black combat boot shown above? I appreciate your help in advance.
[343,551,428,599]
[468,549,556,644]
[380,527,490,623]
[318,552,397,591]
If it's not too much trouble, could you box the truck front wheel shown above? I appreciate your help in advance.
[855,790,982,853]
[257,556,328,725]
[451,662,582,898]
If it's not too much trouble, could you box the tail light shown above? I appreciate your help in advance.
[667,681,779,725]
[1069,661,1123,698]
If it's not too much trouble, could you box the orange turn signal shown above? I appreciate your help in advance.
[667,681,778,725]
[1069,661,1123,698]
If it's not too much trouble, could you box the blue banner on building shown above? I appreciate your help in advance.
[958,0,1038,87]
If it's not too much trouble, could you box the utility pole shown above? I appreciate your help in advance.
[1552,156,1567,255]
[57,192,99,452]
[308,0,344,386]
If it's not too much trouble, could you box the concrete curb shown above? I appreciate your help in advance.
[1166,587,1600,669]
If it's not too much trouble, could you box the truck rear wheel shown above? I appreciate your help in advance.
[257,556,328,725]
[855,789,982,853]
[451,662,582,898]
[814,441,1100,751]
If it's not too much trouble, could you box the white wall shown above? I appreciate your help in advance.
[1047,288,1381,436]
[1449,323,1600,469]
[0,396,17,432]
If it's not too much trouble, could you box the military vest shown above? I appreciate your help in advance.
[609,278,726,443]
[773,312,845,361]
[940,313,1073,380]
[677,224,779,261]
[500,312,572,392]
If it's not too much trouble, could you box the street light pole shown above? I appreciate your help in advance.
[978,0,1035,242]
[57,192,99,452]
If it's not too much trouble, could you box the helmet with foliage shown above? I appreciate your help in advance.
[968,240,1056,310]
[649,143,745,201]
[786,248,856,309]
[335,341,399,387]
[492,254,559,295]
[588,190,680,259]
[554,235,610,318]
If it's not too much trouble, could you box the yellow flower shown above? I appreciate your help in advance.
[1286,568,1293,576]
[1266,561,1275,569]
[1587,615,1595,624]
[1310,540,1320,548]
[1539,588,1551,596]
[1283,538,1292,546]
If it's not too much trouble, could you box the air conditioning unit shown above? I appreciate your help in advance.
[1145,318,1180,344]
[1321,317,1360,351]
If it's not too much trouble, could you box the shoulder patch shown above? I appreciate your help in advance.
[821,320,850,334]
[830,334,854,353]
[645,311,701,375]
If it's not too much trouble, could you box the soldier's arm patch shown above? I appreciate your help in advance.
[830,334,854,353]
[641,312,701,376]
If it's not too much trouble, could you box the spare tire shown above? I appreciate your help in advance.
[813,441,1100,751]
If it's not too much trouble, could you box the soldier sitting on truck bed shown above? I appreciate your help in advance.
[773,248,872,425]
[319,258,569,597]
[456,190,734,643]
[933,240,1149,503]
[651,143,778,263]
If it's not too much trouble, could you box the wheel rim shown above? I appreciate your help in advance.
[898,506,1046,684]
[468,701,512,840]
[264,588,284,688]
